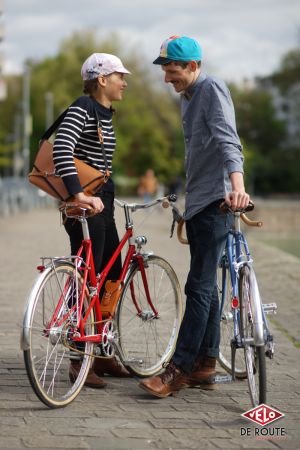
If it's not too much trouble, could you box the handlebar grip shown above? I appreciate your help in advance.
[219,200,255,213]
[241,214,263,227]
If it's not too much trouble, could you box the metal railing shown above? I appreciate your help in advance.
[0,176,55,217]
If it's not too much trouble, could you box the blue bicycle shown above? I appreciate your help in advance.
[171,201,277,407]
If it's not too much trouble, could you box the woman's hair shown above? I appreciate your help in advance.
[83,78,99,95]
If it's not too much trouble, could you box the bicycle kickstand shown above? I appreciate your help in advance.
[231,339,236,382]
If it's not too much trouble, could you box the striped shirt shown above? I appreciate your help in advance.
[53,95,115,196]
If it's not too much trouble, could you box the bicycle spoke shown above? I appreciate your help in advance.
[117,256,182,377]
[23,263,94,408]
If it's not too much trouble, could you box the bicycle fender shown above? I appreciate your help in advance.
[249,266,264,346]
[20,266,53,351]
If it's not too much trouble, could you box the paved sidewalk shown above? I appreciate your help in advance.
[0,203,299,449]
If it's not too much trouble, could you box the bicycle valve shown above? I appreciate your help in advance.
[162,200,170,209]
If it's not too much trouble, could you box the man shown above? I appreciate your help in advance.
[139,35,249,398]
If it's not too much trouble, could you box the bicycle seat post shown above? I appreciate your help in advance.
[79,216,90,240]
[124,204,133,229]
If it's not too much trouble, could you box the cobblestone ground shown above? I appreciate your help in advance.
[0,202,299,449]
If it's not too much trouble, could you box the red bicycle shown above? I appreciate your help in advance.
[21,195,183,408]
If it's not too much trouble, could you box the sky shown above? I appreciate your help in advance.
[1,0,300,83]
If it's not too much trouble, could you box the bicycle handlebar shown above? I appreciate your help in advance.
[59,195,178,219]
[219,201,263,227]
[114,194,177,211]
[173,200,263,246]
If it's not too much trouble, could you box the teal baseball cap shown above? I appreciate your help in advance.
[153,35,202,65]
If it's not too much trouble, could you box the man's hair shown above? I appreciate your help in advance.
[83,78,99,95]
[164,60,201,69]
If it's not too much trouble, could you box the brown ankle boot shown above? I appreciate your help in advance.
[139,361,189,398]
[69,361,107,388]
[186,356,217,390]
[93,356,131,377]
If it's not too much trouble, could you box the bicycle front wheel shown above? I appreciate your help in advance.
[239,265,266,406]
[116,255,183,377]
[22,262,95,408]
[218,263,247,378]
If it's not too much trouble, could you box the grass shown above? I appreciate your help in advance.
[270,317,300,349]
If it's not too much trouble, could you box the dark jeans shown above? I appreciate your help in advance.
[172,200,233,374]
[64,191,121,279]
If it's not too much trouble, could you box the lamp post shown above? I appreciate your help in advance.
[45,91,54,130]
[22,61,32,177]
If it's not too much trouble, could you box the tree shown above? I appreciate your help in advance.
[28,30,183,187]
[230,83,286,194]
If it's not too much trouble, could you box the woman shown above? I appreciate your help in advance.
[53,53,131,388]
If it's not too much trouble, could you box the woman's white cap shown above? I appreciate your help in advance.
[81,53,131,80]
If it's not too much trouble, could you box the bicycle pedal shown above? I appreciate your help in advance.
[263,303,277,314]
[122,358,144,365]
[215,374,233,383]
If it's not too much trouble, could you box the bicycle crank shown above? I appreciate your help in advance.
[99,320,118,357]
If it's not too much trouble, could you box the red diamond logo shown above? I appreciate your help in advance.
[241,404,284,426]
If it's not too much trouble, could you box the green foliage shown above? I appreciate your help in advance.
[230,83,288,194]
[1,30,300,194]
[27,31,182,185]
[270,48,300,92]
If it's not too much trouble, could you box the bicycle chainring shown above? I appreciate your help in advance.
[100,320,117,357]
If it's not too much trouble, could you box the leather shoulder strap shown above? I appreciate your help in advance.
[41,108,69,140]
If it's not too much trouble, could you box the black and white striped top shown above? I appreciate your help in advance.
[53,95,115,196]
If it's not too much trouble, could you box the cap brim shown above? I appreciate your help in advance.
[153,56,173,65]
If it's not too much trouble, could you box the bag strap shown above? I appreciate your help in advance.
[40,96,110,176]
[41,108,69,141]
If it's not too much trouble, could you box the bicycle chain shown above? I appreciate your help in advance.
[61,318,116,359]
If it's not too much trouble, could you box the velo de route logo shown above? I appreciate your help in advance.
[240,404,286,439]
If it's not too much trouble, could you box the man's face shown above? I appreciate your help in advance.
[162,62,195,93]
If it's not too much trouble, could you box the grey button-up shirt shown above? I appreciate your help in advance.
[181,73,244,220]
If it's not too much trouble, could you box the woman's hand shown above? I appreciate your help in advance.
[74,192,104,214]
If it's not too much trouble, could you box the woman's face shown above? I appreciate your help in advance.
[103,72,128,102]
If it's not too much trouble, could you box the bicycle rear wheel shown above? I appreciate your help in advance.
[116,255,183,377]
[239,265,266,406]
[218,263,247,378]
[22,262,95,408]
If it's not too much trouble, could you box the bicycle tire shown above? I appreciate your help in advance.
[116,255,183,377]
[218,263,247,378]
[23,262,95,408]
[239,265,267,406]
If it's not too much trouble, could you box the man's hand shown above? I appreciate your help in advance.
[225,172,250,210]
[74,192,104,214]
[225,191,250,210]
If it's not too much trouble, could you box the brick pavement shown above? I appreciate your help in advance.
[0,203,299,449]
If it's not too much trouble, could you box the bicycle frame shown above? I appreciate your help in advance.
[48,204,158,346]
[219,212,275,377]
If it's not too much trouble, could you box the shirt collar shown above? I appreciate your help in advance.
[182,72,207,101]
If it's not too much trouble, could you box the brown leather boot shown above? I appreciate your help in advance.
[93,356,131,378]
[186,356,217,390]
[69,361,107,388]
[139,361,189,398]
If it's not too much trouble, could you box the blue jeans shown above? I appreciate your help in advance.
[172,200,233,373]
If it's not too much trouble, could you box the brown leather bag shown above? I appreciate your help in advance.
[28,99,110,201]
[28,140,109,201]
[101,280,123,318]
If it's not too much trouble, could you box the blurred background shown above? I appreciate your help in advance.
[0,0,300,255]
